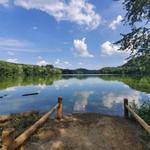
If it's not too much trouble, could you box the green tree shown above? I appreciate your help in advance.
[115,0,150,57]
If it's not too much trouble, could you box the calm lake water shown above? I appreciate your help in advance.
[0,75,150,116]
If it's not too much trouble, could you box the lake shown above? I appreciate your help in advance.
[0,75,150,116]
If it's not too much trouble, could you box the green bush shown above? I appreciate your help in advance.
[131,100,150,125]
[131,100,150,146]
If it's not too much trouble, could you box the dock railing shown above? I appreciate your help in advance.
[1,96,63,150]
[124,98,150,134]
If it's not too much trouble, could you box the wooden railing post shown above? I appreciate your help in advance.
[2,128,15,150]
[56,97,63,120]
[124,98,128,118]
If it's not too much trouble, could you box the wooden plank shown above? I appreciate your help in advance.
[14,104,58,149]
[125,104,150,134]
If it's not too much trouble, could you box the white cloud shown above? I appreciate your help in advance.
[0,37,35,52]
[73,38,94,57]
[0,37,29,48]
[109,15,123,30]
[64,61,69,65]
[101,41,124,56]
[54,59,72,68]
[0,0,9,7]
[0,37,54,53]
[7,58,18,63]
[55,59,60,65]
[14,0,101,30]
[37,60,48,66]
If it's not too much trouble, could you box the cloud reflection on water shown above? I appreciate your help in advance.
[73,91,94,112]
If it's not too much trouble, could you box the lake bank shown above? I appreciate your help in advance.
[0,112,148,150]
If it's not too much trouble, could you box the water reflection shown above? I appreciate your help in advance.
[0,75,149,115]
[74,91,94,112]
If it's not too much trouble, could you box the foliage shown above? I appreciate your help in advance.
[116,27,150,57]
[0,75,62,90]
[115,0,150,57]
[100,75,150,93]
[131,100,150,144]
[131,100,150,125]
[0,61,62,77]
[98,54,150,75]
[123,0,150,25]
[62,68,97,74]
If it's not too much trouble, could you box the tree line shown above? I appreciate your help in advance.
[0,61,62,77]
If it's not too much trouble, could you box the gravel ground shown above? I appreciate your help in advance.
[20,113,147,150]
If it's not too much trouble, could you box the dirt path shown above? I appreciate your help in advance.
[21,113,146,150]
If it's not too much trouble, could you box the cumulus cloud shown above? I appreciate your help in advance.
[74,38,94,57]
[109,15,123,30]
[101,41,126,56]
[37,60,48,66]
[7,58,18,63]
[14,0,101,30]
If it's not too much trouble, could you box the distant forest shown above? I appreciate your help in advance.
[63,55,150,75]
[0,55,149,77]
[0,61,62,77]
[98,55,150,75]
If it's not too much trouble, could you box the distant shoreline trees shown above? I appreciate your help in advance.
[0,61,62,77]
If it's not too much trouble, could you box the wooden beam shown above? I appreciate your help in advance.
[2,128,15,150]
[125,104,150,134]
[13,104,58,149]
[56,97,63,120]
[124,98,129,118]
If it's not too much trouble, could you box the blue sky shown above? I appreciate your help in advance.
[0,0,131,69]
